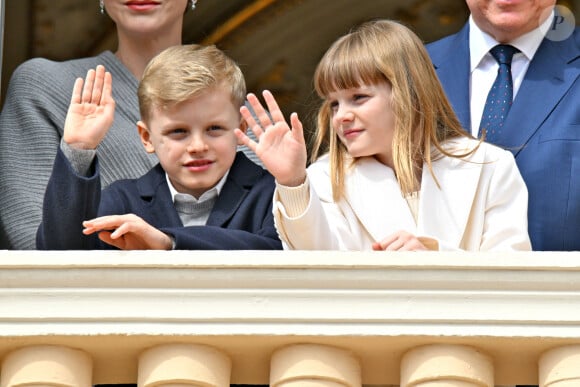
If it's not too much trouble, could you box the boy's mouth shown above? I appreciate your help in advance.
[185,159,213,167]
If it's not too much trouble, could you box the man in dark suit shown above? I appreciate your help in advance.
[427,0,579,251]
[36,44,281,251]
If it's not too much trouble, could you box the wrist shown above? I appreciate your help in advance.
[64,140,98,150]
[278,174,307,188]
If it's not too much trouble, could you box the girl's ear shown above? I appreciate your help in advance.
[137,121,155,153]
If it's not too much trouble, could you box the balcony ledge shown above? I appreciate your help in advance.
[1,250,579,385]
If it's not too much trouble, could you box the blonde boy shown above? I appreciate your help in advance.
[38,45,281,250]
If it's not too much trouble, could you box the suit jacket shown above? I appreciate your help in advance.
[274,138,531,251]
[427,24,580,251]
[37,149,282,250]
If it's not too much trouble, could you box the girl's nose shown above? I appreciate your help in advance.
[334,105,354,123]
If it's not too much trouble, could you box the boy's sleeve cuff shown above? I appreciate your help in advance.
[60,139,97,176]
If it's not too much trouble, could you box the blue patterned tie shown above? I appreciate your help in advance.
[478,44,519,142]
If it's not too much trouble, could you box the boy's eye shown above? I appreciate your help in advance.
[168,128,187,136]
[207,125,226,134]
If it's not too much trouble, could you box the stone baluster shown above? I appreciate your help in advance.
[138,343,231,387]
[539,345,580,387]
[270,343,361,387]
[1,345,92,387]
[400,344,493,387]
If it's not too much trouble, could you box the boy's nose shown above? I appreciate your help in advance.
[186,136,209,153]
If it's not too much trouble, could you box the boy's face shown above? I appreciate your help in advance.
[138,86,245,198]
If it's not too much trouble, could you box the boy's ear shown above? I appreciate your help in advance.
[137,121,155,154]
[238,117,248,133]
[236,118,248,145]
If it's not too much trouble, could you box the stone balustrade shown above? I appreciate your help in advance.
[1,250,580,386]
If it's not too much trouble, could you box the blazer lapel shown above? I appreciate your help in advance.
[207,180,246,227]
[497,33,580,153]
[136,164,183,227]
[430,24,472,133]
[344,158,415,242]
[418,140,484,247]
[206,152,256,227]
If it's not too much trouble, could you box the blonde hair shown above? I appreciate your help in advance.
[312,19,476,200]
[138,44,246,123]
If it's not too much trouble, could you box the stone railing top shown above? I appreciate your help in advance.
[0,250,579,385]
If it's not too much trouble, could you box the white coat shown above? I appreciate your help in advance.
[274,138,531,251]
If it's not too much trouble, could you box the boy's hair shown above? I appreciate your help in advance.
[311,19,477,200]
[138,44,246,123]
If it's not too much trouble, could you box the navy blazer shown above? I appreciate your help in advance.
[427,23,580,251]
[37,149,282,250]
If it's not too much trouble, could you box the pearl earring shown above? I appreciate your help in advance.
[191,0,197,11]
[99,0,104,14]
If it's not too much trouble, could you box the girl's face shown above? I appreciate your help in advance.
[328,81,396,168]
[103,0,187,38]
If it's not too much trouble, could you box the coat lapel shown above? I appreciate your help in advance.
[418,140,484,247]
[344,157,415,242]
[343,140,484,246]
[498,34,580,153]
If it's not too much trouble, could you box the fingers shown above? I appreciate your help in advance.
[241,96,259,127]
[91,65,105,105]
[240,104,264,139]
[234,128,257,152]
[375,231,428,251]
[81,69,96,104]
[82,214,136,236]
[71,77,84,105]
[289,112,305,143]
[80,65,109,105]
[246,91,275,129]
[102,70,114,105]
[262,90,285,123]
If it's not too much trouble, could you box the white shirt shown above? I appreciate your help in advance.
[166,170,229,226]
[468,13,552,135]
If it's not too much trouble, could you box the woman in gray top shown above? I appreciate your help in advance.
[0,0,197,249]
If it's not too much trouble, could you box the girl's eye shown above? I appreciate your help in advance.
[353,94,368,101]
[329,101,339,111]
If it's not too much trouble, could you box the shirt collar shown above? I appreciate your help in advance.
[166,169,230,204]
[469,11,552,71]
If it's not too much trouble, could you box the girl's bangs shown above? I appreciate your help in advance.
[315,41,384,97]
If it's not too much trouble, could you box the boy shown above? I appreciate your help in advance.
[37,44,281,250]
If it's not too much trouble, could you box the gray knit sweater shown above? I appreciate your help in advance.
[0,51,158,249]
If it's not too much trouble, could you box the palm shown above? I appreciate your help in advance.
[254,120,306,179]
[238,91,308,187]
[63,65,115,149]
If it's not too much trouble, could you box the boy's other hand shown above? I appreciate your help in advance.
[82,214,173,250]
[63,65,115,150]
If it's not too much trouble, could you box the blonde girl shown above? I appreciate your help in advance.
[236,19,531,251]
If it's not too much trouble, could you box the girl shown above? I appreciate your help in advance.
[236,19,531,251]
